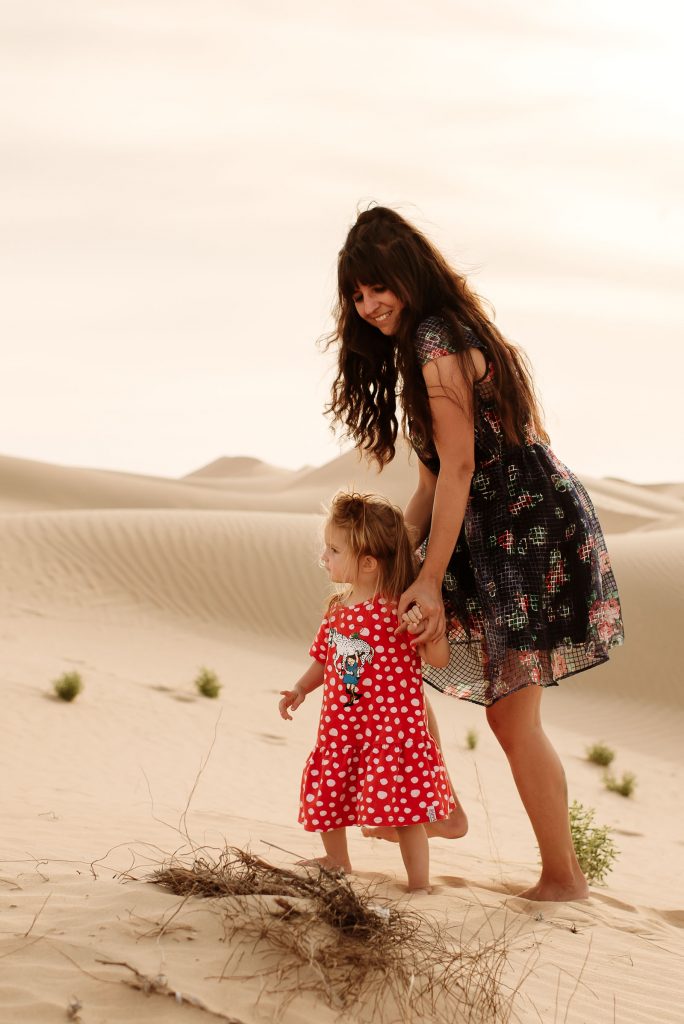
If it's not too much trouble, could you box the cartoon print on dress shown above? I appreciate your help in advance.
[328,627,375,669]
[327,627,375,710]
[341,653,362,707]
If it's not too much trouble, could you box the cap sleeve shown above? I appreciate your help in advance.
[414,316,458,366]
[309,616,330,664]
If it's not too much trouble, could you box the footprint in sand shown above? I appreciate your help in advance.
[654,909,684,929]
[259,733,286,745]
[590,892,638,913]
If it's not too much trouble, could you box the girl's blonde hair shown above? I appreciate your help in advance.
[325,490,417,609]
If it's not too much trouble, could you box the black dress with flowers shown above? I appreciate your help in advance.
[412,315,624,707]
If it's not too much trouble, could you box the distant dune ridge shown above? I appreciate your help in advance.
[4,447,683,529]
[2,448,684,1023]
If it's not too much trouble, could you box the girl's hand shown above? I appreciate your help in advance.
[279,687,305,721]
[400,605,428,654]
[397,577,446,645]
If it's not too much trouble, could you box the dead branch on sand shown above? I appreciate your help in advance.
[151,846,514,1024]
[97,959,246,1022]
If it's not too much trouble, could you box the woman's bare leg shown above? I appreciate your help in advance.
[486,684,588,901]
[297,827,352,873]
[361,696,468,843]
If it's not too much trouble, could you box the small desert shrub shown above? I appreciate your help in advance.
[53,671,83,702]
[195,667,221,699]
[569,800,618,884]
[465,728,478,751]
[586,742,615,767]
[604,771,636,798]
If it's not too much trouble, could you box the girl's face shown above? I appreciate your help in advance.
[352,283,404,336]
[321,524,357,584]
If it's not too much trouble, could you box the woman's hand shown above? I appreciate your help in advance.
[397,576,446,644]
[279,686,305,721]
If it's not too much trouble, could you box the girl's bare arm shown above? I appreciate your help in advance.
[279,660,325,720]
[418,633,450,669]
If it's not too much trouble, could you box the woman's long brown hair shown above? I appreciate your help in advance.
[325,206,549,466]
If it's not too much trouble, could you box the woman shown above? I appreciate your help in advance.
[325,206,624,901]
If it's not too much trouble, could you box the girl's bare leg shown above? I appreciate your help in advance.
[361,696,468,842]
[486,683,588,901]
[397,823,431,892]
[297,827,352,873]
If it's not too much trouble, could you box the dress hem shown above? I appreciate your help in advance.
[424,652,611,707]
[299,810,451,833]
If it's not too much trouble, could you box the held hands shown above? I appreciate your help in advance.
[400,604,428,652]
[279,686,305,721]
[396,577,446,645]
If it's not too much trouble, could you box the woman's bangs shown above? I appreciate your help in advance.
[338,244,398,300]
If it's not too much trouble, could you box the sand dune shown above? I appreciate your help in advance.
[4,449,682,534]
[0,452,295,513]
[1,450,683,1023]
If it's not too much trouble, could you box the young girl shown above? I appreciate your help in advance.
[279,490,455,893]
[324,206,625,901]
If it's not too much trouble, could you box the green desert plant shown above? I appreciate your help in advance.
[53,670,83,702]
[568,800,618,884]
[465,728,478,751]
[585,742,615,767]
[195,667,221,699]
[604,771,637,798]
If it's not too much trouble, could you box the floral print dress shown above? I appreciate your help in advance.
[412,315,625,707]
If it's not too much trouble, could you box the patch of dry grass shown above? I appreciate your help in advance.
[151,846,515,1024]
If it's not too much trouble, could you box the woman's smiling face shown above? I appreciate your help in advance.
[352,283,405,335]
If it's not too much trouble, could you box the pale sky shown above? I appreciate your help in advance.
[1,0,682,483]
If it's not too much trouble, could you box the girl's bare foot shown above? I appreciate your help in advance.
[408,886,432,895]
[296,855,352,873]
[361,824,401,843]
[361,804,468,843]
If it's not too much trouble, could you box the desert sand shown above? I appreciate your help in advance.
[1,447,683,1023]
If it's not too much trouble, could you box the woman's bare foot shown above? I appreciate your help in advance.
[408,886,432,895]
[296,855,352,873]
[361,804,468,843]
[517,872,589,902]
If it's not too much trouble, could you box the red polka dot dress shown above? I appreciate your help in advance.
[299,597,455,833]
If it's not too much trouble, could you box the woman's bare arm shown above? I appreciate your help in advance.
[404,459,438,546]
[419,354,475,583]
[397,354,476,641]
